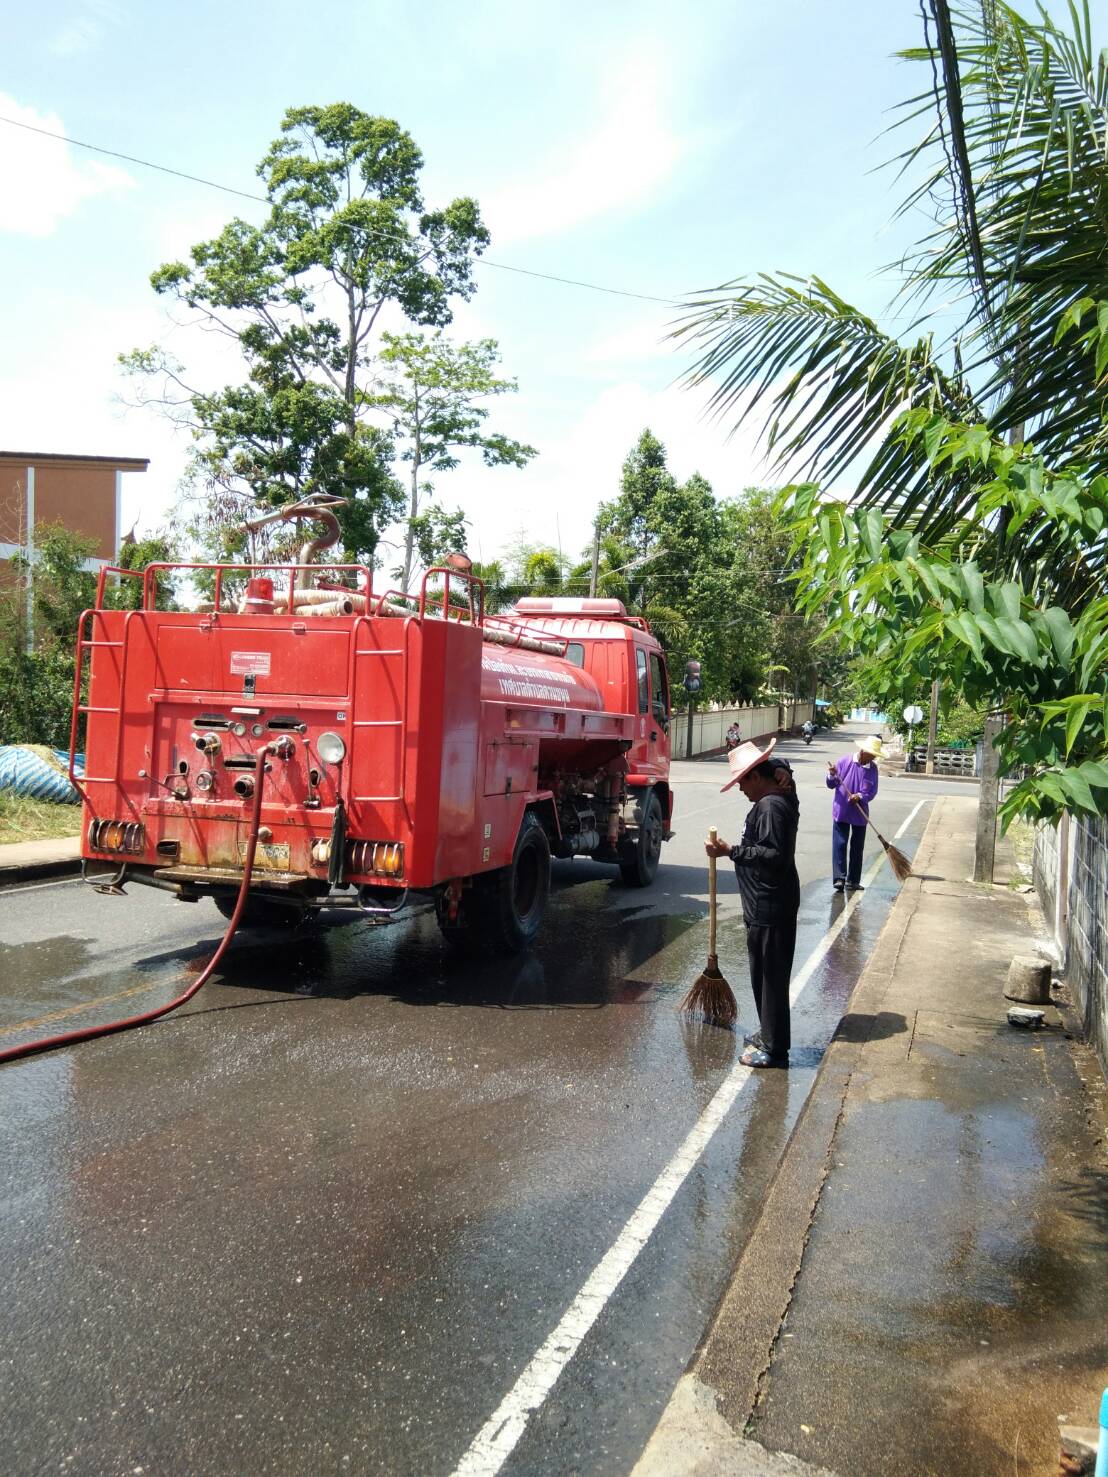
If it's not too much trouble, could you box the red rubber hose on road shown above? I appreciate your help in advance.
[0,746,275,1067]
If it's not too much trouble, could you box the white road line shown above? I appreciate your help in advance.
[452,797,929,1477]
[0,876,81,897]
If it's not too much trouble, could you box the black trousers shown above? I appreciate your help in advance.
[832,821,866,885]
[745,919,796,1058]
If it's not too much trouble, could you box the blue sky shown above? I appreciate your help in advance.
[3,1,937,567]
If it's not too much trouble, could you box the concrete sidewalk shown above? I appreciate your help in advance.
[636,795,1108,1477]
[0,834,81,886]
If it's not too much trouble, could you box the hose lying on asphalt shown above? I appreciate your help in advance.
[0,744,276,1067]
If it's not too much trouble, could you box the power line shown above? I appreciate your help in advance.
[0,113,268,203]
[0,113,681,308]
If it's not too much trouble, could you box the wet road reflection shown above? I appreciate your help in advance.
[0,753,953,1475]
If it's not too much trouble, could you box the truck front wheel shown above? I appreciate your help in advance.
[619,789,663,887]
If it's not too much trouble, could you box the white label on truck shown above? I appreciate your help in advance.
[482,655,574,686]
[230,651,271,676]
[236,839,290,870]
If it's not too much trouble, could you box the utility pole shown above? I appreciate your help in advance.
[589,520,600,599]
[973,711,1005,883]
[974,419,1025,881]
[925,678,940,775]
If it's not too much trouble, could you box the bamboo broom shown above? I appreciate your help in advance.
[678,827,738,1026]
[833,768,912,882]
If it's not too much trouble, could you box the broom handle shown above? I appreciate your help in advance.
[707,825,718,959]
[835,771,888,844]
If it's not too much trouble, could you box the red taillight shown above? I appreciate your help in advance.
[89,819,145,854]
[340,839,404,878]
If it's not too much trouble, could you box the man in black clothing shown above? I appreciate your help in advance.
[706,737,800,1068]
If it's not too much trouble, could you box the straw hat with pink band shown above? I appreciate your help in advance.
[720,736,777,793]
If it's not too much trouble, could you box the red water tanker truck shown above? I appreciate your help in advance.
[71,502,674,951]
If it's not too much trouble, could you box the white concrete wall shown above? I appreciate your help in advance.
[681,699,815,758]
[1035,812,1106,1073]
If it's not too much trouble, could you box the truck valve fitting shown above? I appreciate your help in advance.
[267,735,296,761]
[192,732,221,755]
[233,775,255,799]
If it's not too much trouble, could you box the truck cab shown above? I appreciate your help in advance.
[511,596,672,808]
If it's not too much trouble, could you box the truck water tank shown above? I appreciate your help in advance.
[480,648,604,712]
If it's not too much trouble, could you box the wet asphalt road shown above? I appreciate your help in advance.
[0,730,971,1476]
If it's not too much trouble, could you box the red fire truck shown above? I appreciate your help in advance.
[71,505,673,952]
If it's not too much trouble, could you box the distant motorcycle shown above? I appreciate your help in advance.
[802,723,814,746]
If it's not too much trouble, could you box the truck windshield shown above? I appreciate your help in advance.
[636,648,649,714]
[649,651,668,723]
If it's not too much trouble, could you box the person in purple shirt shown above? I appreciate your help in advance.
[826,735,883,893]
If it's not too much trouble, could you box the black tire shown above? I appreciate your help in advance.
[437,811,551,954]
[213,893,306,928]
[619,788,664,887]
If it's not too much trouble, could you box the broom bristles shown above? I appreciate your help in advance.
[678,960,738,1027]
[875,831,913,881]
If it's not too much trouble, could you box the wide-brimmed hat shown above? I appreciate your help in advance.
[855,734,884,758]
[721,736,777,792]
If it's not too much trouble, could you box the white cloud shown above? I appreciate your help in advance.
[0,95,133,236]
[391,378,780,570]
[49,0,123,56]
[579,315,673,369]
[482,44,685,246]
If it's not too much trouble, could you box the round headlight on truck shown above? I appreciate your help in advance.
[317,731,346,765]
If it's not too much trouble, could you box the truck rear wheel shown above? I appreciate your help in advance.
[437,812,551,954]
[213,894,306,928]
[619,789,663,887]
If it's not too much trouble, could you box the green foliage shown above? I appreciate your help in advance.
[407,505,469,579]
[367,332,536,586]
[0,524,178,747]
[583,432,830,704]
[782,418,1108,824]
[675,2,1108,590]
[123,103,492,563]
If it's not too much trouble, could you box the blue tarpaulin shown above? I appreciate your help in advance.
[0,747,84,804]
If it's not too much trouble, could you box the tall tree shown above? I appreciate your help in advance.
[592,433,823,701]
[122,103,490,562]
[366,332,536,589]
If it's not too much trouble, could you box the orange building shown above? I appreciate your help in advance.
[0,449,149,576]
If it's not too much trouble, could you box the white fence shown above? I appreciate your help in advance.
[680,699,815,758]
[1034,813,1108,1074]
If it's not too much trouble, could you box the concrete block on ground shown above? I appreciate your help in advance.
[1004,954,1052,1004]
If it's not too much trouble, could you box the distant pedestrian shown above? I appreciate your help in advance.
[826,735,883,893]
[706,737,800,1068]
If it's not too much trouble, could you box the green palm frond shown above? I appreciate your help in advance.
[673,274,980,529]
[893,0,1108,456]
[676,1,1108,585]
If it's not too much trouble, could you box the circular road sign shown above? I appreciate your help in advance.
[903,704,925,725]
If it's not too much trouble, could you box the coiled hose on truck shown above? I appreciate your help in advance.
[0,744,277,1066]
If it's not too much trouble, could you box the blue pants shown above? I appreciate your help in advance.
[833,821,866,885]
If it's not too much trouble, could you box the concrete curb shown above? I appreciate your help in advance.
[0,837,82,888]
[632,799,949,1477]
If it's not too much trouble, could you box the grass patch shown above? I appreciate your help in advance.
[0,790,81,845]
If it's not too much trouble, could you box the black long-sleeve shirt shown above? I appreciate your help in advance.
[728,791,800,926]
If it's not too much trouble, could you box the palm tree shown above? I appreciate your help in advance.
[470,559,509,614]
[675,1,1108,597]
